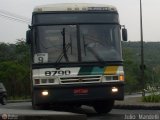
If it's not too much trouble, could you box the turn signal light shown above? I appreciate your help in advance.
[119,75,124,81]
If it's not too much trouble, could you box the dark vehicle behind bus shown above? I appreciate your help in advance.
[0,82,7,105]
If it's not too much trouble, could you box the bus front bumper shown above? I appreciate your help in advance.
[32,82,124,105]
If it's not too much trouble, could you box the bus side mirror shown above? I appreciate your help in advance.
[26,30,31,44]
[122,28,128,41]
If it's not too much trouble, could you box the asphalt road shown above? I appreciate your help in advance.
[0,102,86,120]
[87,109,160,120]
[0,102,160,120]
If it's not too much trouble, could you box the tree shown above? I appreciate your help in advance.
[123,47,141,93]
[0,40,30,98]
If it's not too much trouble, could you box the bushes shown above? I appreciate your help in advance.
[142,87,160,103]
[142,94,160,103]
[0,41,31,99]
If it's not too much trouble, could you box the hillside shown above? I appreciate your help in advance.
[122,42,160,93]
[122,42,160,68]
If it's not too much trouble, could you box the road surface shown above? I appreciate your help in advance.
[0,102,160,120]
[0,102,86,120]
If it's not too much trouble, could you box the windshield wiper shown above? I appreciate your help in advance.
[56,43,71,63]
[56,28,69,63]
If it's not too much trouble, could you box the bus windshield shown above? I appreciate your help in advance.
[34,24,122,63]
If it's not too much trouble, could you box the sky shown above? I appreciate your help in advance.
[0,0,160,43]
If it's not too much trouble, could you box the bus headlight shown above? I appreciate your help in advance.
[42,90,49,96]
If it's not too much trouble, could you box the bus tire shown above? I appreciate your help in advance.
[32,104,40,110]
[32,102,39,110]
[32,98,41,110]
[32,101,49,110]
[93,100,114,114]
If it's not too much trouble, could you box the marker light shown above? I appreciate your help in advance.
[119,75,124,81]
[35,79,40,84]
[41,79,47,83]
[42,90,48,96]
[112,87,118,93]
[48,79,55,83]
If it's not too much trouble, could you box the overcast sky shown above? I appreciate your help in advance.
[0,0,160,43]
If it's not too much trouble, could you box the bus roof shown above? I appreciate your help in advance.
[34,3,117,12]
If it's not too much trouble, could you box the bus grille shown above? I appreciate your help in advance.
[60,76,101,84]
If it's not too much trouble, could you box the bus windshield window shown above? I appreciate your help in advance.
[36,25,78,63]
[80,24,122,62]
[35,24,122,63]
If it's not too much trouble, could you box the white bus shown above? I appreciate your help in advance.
[26,3,127,114]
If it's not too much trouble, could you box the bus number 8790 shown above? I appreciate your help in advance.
[45,70,71,76]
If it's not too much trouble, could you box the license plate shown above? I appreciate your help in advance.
[73,88,89,94]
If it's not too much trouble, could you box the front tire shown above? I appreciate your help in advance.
[93,100,114,114]
[32,98,42,110]
[32,92,41,110]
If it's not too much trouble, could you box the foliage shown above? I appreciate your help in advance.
[122,42,160,93]
[142,87,160,103]
[123,48,139,93]
[142,94,160,103]
[0,39,30,99]
[142,86,160,103]
[8,96,31,100]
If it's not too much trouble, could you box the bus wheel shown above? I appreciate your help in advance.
[93,100,114,114]
[32,102,49,110]
[32,102,40,110]
[32,99,42,110]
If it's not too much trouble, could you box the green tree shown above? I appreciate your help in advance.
[0,40,30,99]
[123,47,141,93]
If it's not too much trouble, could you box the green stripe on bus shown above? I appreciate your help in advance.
[78,67,104,75]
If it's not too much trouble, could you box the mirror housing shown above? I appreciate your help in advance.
[26,30,31,44]
[122,28,128,41]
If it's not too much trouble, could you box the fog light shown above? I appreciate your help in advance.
[112,87,118,93]
[42,90,48,96]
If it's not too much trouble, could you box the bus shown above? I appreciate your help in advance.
[26,3,127,114]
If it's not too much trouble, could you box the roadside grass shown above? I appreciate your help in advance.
[8,96,31,100]
[142,94,160,103]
